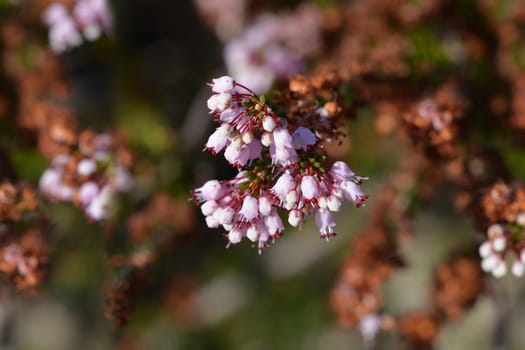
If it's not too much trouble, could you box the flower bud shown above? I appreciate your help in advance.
[492,236,506,252]
[261,132,273,147]
[518,212,525,227]
[481,255,499,272]
[318,196,327,209]
[201,200,218,216]
[214,207,235,225]
[478,241,492,258]
[211,76,235,93]
[77,159,97,176]
[228,229,243,244]
[327,196,341,212]
[285,190,298,210]
[205,215,220,228]
[512,261,524,277]
[258,196,273,216]
[288,209,302,227]
[492,262,507,278]
[262,116,276,132]
[246,224,259,242]
[487,224,504,238]
[242,131,254,144]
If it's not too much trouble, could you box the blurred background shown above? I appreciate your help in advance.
[1,0,525,349]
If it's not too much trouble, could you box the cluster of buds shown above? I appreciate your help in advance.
[0,182,39,222]
[403,83,467,159]
[0,182,50,290]
[43,0,112,53]
[0,226,50,290]
[39,130,133,221]
[194,76,368,251]
[479,221,525,278]
[272,73,349,144]
[475,182,525,278]
[224,5,321,94]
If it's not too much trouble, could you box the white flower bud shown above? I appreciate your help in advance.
[492,236,506,252]
[207,92,232,112]
[258,197,273,216]
[327,196,342,212]
[228,229,243,244]
[288,209,302,227]
[218,123,233,135]
[261,132,273,147]
[242,131,254,144]
[211,76,235,93]
[318,196,327,209]
[262,116,276,132]
[213,207,235,225]
[479,241,492,258]
[246,225,259,242]
[231,136,242,148]
[492,262,507,278]
[488,224,504,238]
[512,260,525,277]
[205,215,220,228]
[284,191,298,210]
[77,158,97,176]
[222,223,234,231]
[481,255,499,272]
[517,212,525,227]
[201,200,218,216]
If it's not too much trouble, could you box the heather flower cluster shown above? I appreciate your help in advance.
[193,76,368,252]
[224,6,321,94]
[43,0,112,53]
[39,131,133,221]
[479,221,525,278]
[474,182,525,278]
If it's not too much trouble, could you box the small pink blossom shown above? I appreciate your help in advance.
[272,173,295,199]
[258,196,273,216]
[246,223,261,242]
[262,116,276,132]
[205,215,220,228]
[264,211,284,237]
[210,76,235,94]
[288,209,302,227]
[292,127,316,150]
[239,196,259,221]
[201,200,218,216]
[270,128,298,165]
[327,195,341,212]
[228,229,244,244]
[213,207,235,225]
[77,158,97,176]
[206,127,230,154]
[74,0,111,40]
[330,161,355,179]
[219,106,241,123]
[341,181,369,207]
[300,175,319,200]
[79,181,99,206]
[207,92,232,112]
[195,180,225,201]
[85,185,112,221]
[315,209,336,238]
